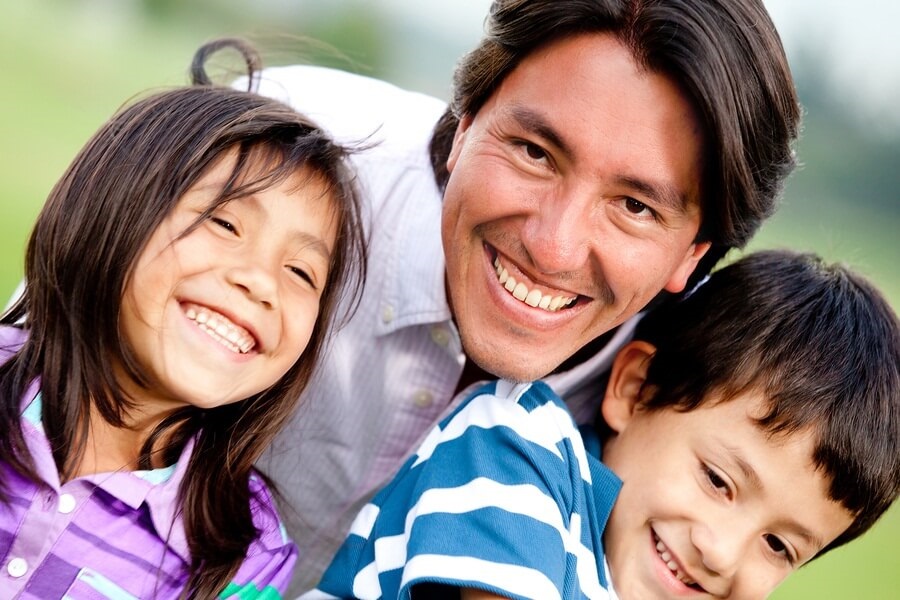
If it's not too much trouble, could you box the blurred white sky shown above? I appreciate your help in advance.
[378,0,900,130]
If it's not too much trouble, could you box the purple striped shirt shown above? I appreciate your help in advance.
[0,326,297,598]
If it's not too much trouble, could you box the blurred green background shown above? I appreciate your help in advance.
[1,2,897,597]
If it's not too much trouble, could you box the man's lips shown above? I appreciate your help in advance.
[490,251,581,312]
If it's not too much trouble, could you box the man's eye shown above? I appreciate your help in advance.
[523,142,546,161]
[624,197,650,215]
[210,216,237,234]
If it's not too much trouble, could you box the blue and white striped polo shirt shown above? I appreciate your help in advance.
[309,379,622,600]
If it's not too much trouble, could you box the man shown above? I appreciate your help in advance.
[252,0,799,592]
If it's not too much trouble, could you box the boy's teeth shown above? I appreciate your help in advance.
[493,257,576,312]
[185,306,255,354]
[655,537,696,586]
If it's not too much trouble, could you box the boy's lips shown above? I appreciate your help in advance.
[652,529,710,595]
[181,302,259,354]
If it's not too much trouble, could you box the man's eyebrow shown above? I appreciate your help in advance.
[508,106,692,214]
[614,175,691,214]
[508,106,574,158]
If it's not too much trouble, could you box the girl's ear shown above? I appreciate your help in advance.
[601,341,655,434]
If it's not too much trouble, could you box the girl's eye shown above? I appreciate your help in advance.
[289,266,317,290]
[764,534,795,565]
[210,216,237,234]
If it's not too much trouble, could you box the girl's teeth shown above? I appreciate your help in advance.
[184,305,256,354]
[493,256,576,312]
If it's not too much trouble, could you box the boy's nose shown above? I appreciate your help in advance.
[690,521,750,580]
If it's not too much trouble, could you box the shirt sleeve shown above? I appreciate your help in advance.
[220,475,299,599]
[329,382,580,600]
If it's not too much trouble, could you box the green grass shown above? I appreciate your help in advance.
[1,3,898,598]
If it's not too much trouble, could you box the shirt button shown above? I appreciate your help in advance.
[7,557,27,578]
[413,390,434,408]
[58,493,76,514]
[430,327,450,347]
[381,305,395,324]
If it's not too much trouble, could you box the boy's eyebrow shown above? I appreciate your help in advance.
[724,445,824,551]
[507,106,691,214]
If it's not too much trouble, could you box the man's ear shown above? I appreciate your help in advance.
[664,241,711,293]
[446,113,473,174]
[601,341,656,434]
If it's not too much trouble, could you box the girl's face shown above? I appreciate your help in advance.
[119,151,338,415]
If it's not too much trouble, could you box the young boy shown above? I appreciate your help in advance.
[305,250,900,599]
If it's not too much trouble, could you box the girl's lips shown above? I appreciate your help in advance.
[180,301,260,354]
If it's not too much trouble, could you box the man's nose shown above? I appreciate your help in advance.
[519,186,596,275]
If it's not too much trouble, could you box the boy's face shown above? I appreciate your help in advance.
[600,343,854,599]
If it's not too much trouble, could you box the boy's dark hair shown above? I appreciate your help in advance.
[0,39,366,597]
[632,249,899,556]
[430,0,799,290]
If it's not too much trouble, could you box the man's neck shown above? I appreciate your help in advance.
[453,329,617,396]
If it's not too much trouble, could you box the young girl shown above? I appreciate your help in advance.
[0,39,366,599]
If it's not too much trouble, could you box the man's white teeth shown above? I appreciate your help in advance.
[655,538,696,586]
[494,257,576,311]
[185,306,255,354]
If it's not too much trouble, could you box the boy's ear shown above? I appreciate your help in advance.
[601,340,656,434]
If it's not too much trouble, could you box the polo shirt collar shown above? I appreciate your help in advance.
[21,389,193,564]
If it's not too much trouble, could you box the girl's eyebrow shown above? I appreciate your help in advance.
[240,194,333,261]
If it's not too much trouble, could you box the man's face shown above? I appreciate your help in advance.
[442,32,710,381]
[599,344,854,599]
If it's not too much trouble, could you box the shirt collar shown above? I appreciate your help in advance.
[581,425,623,591]
[21,390,193,564]
[373,167,452,337]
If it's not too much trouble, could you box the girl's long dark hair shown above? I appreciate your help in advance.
[0,39,366,598]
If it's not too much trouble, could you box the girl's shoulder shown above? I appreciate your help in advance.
[0,325,27,364]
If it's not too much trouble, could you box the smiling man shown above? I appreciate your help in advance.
[250,0,801,593]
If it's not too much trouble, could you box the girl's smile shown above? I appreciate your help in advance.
[119,151,338,416]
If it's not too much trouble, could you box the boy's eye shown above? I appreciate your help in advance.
[704,465,731,496]
[764,534,795,565]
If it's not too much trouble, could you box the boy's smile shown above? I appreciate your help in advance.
[119,152,337,417]
[599,343,855,599]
